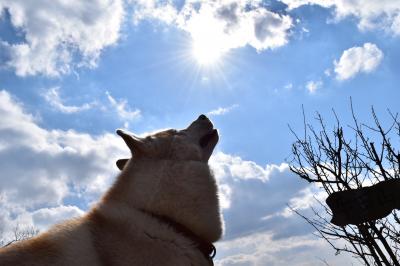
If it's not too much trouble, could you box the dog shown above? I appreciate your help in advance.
[0,114,223,265]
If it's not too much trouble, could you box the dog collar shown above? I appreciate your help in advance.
[142,210,216,265]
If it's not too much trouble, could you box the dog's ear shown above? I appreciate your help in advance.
[116,129,147,154]
[116,159,129,170]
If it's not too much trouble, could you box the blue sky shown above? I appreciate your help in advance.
[1,0,400,265]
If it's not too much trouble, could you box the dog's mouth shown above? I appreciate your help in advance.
[199,129,218,148]
[199,129,219,161]
[186,114,219,161]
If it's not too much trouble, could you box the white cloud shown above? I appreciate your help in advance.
[211,152,287,183]
[324,68,331,77]
[30,205,85,231]
[281,186,327,218]
[132,0,293,55]
[210,152,310,239]
[10,205,84,232]
[207,104,239,116]
[42,88,141,122]
[284,83,293,90]
[0,203,85,242]
[215,232,359,265]
[0,89,127,227]
[106,91,141,121]
[42,87,95,113]
[132,0,178,25]
[334,43,383,80]
[281,0,335,10]
[282,0,400,36]
[0,0,124,77]
[306,80,322,93]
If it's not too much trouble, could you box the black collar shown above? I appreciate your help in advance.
[142,210,216,265]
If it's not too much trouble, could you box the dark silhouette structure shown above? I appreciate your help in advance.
[289,104,400,266]
[327,179,400,226]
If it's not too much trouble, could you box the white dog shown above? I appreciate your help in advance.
[0,115,222,265]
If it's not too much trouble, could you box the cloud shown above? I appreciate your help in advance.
[280,186,327,218]
[282,0,400,36]
[324,68,332,77]
[132,0,178,25]
[334,43,383,80]
[215,231,357,265]
[41,88,141,123]
[30,206,85,231]
[0,0,124,77]
[0,203,85,242]
[284,83,293,90]
[9,205,85,233]
[106,91,141,121]
[207,104,239,116]
[306,80,322,93]
[210,152,310,240]
[0,89,127,226]
[132,0,293,54]
[42,87,95,113]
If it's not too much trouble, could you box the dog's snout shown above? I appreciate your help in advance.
[187,114,214,133]
[198,114,207,120]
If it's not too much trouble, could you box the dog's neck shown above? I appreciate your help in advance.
[102,158,222,243]
[141,209,216,263]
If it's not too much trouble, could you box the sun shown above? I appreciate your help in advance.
[192,39,225,66]
[188,10,227,66]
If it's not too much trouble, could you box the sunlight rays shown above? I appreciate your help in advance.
[186,4,228,66]
[192,40,225,66]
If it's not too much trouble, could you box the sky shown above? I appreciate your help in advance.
[0,0,400,265]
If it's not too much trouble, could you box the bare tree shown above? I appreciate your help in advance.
[0,224,39,248]
[289,104,400,265]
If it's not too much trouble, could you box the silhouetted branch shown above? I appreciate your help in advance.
[1,224,39,248]
[289,103,400,265]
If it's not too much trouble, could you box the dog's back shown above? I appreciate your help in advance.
[0,208,210,266]
[0,218,99,266]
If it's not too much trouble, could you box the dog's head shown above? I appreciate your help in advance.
[116,114,219,170]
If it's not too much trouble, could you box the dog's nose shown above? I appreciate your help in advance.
[198,114,207,120]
